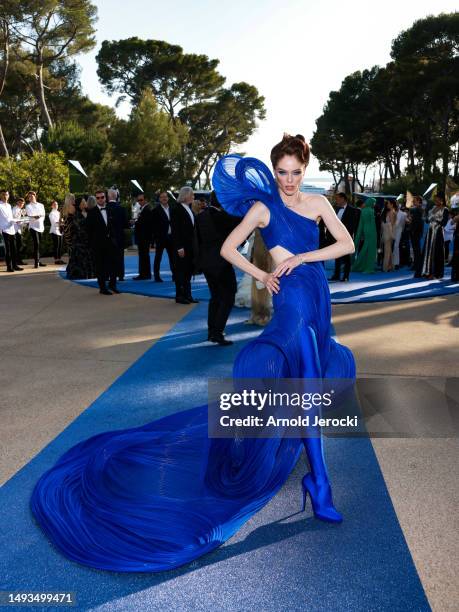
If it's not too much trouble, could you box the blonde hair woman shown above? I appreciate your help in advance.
[61,193,95,280]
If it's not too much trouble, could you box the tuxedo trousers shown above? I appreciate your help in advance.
[137,240,152,278]
[203,263,237,336]
[154,235,175,280]
[2,232,17,270]
[92,246,117,290]
[174,252,194,299]
[30,229,42,265]
[51,234,63,260]
[334,254,351,279]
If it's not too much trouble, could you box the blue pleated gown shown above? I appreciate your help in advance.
[31,156,356,572]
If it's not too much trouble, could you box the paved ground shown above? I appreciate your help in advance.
[1,259,458,610]
[0,258,195,484]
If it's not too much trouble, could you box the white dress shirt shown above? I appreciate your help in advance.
[161,204,171,234]
[337,204,347,220]
[132,202,141,220]
[25,202,46,232]
[181,203,194,226]
[98,204,108,225]
[0,201,16,235]
[12,205,24,234]
[49,210,62,236]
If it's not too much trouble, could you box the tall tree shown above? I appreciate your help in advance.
[0,15,11,157]
[0,0,25,157]
[10,0,97,129]
[311,68,378,194]
[390,12,459,187]
[179,83,266,187]
[92,89,188,193]
[97,38,225,120]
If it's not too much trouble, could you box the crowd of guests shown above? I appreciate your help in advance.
[0,188,67,271]
[0,185,240,345]
[2,184,459,345]
[131,187,240,344]
[323,191,459,282]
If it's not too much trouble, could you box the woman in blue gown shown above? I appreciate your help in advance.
[31,134,356,572]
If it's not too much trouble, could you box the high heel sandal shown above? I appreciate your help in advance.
[301,473,343,523]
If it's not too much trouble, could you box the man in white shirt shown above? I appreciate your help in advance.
[25,191,46,268]
[152,191,176,282]
[0,189,22,272]
[12,197,26,265]
[49,200,64,264]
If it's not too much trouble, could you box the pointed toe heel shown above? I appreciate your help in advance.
[301,473,343,524]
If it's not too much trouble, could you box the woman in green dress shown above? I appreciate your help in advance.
[351,197,377,274]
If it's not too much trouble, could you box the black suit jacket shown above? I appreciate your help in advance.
[338,204,360,237]
[86,206,117,254]
[171,203,197,254]
[135,204,154,244]
[325,204,360,246]
[106,201,128,249]
[152,204,172,243]
[196,206,240,270]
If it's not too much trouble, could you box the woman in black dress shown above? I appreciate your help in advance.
[421,192,449,279]
[62,194,95,280]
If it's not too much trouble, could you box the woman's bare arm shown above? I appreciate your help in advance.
[297,196,355,264]
[272,195,356,277]
[220,202,280,294]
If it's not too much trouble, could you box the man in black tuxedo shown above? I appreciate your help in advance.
[86,190,119,295]
[171,186,199,304]
[152,191,175,283]
[329,192,361,281]
[133,193,154,280]
[196,191,240,345]
[408,195,425,278]
[107,188,128,282]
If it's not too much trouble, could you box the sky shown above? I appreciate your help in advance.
[77,0,458,184]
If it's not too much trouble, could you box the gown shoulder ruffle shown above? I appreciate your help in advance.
[31,155,356,572]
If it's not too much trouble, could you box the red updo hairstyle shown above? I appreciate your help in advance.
[270,133,310,168]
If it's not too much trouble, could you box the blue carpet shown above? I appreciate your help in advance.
[60,253,458,304]
[0,301,430,610]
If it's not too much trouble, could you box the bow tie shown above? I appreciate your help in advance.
[99,206,106,210]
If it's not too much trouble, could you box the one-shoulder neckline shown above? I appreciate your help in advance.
[279,200,318,225]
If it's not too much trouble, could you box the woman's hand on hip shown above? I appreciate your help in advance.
[261,271,280,295]
[272,254,303,277]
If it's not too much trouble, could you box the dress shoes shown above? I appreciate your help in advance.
[109,286,121,294]
[7,268,14,272]
[133,275,151,281]
[186,296,199,303]
[38,261,47,267]
[175,297,191,304]
[99,289,113,295]
[154,277,164,282]
[209,334,233,346]
[13,266,23,271]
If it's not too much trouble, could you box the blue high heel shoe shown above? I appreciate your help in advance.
[301,473,343,523]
